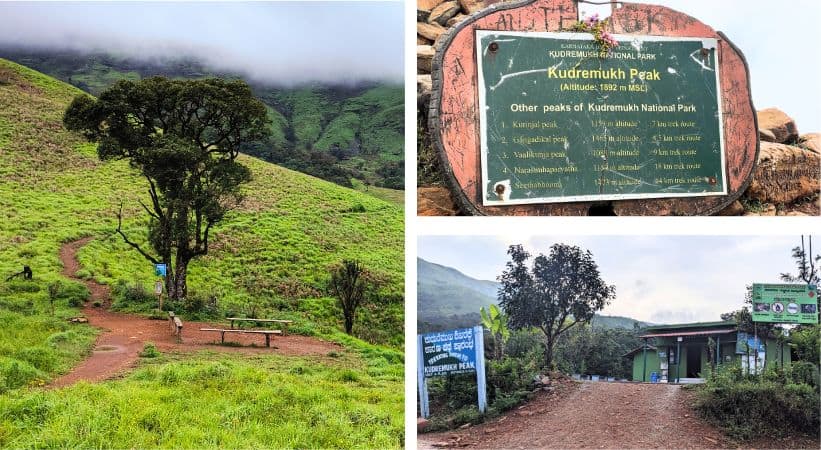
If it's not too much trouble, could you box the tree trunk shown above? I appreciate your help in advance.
[168,256,189,301]
[544,334,555,370]
[344,310,354,335]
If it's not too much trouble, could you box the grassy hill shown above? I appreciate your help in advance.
[0,48,404,192]
[0,58,402,447]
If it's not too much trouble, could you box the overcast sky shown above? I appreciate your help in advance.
[582,0,821,132]
[418,235,818,325]
[0,1,403,85]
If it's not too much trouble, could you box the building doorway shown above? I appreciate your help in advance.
[686,345,701,378]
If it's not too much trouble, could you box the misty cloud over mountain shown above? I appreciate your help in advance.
[0,1,403,86]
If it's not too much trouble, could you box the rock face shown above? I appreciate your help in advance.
[418,186,459,215]
[429,1,462,26]
[418,22,447,42]
[757,108,799,144]
[799,133,820,154]
[746,142,820,204]
[417,45,435,74]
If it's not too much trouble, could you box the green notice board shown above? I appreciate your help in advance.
[751,283,818,324]
[476,31,727,205]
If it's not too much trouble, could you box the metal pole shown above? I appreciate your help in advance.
[716,335,721,366]
[675,338,681,383]
[474,326,487,414]
[754,323,759,375]
[417,334,430,418]
[642,338,648,382]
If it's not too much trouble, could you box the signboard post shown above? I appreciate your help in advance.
[417,326,487,418]
[154,263,167,311]
[751,283,818,324]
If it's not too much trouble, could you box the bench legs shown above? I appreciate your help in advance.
[265,334,271,347]
[221,331,225,343]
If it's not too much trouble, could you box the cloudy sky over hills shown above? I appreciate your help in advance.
[0,1,403,85]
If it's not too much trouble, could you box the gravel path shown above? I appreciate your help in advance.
[418,382,730,449]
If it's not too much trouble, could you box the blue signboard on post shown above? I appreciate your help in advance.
[154,263,167,277]
[417,326,486,418]
[421,327,478,377]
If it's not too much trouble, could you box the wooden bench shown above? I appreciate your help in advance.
[168,312,183,341]
[199,328,282,347]
[227,317,294,335]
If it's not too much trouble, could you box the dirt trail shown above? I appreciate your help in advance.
[419,382,730,449]
[53,237,340,388]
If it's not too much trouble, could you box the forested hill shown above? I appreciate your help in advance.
[417,258,651,332]
[0,47,404,192]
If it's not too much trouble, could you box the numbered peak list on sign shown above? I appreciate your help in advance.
[477,31,727,205]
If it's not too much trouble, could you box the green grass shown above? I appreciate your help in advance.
[0,57,403,348]
[0,58,404,447]
[0,350,403,448]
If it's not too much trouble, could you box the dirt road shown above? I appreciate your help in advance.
[52,237,340,388]
[419,382,730,449]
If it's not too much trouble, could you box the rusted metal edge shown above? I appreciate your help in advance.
[429,0,544,216]
[428,1,759,216]
[698,30,759,216]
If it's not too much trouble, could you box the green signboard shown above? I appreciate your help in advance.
[751,283,818,324]
[476,31,727,205]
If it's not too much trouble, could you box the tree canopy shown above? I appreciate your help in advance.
[498,243,616,368]
[64,77,270,301]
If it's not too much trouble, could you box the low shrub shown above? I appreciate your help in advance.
[138,343,160,358]
[0,357,45,392]
[695,365,820,439]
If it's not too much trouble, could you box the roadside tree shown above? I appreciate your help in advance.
[497,244,615,369]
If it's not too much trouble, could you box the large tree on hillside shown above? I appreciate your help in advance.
[498,244,616,369]
[64,77,270,301]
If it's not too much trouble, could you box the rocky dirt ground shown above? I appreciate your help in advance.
[418,381,820,449]
[53,238,341,388]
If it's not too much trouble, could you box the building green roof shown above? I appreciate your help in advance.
[642,320,737,332]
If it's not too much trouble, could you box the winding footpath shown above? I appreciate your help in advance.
[53,237,340,388]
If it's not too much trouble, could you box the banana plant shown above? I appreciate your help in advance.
[480,304,510,360]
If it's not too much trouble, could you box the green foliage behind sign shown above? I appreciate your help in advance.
[477,32,726,204]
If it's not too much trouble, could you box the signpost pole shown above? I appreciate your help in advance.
[474,326,487,414]
[675,337,682,383]
[417,334,430,419]
[642,338,648,382]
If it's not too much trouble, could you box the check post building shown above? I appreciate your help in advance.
[625,321,790,383]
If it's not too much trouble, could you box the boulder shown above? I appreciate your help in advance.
[757,108,799,143]
[447,13,469,27]
[418,186,458,215]
[418,35,433,45]
[799,132,820,154]
[743,203,777,216]
[716,200,744,216]
[458,0,488,14]
[418,22,447,42]
[418,0,446,12]
[417,45,436,74]
[418,74,433,95]
[759,129,777,143]
[417,417,429,432]
[429,1,461,26]
[746,142,820,204]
